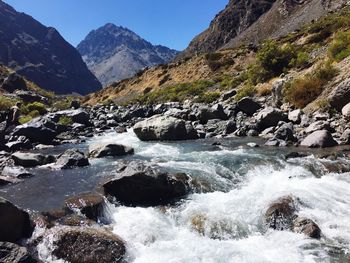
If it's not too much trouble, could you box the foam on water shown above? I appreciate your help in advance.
[54,131,350,262]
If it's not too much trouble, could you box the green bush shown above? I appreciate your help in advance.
[58,116,73,126]
[284,62,338,108]
[53,98,73,110]
[19,115,33,124]
[195,91,221,103]
[134,80,215,104]
[235,84,257,101]
[0,96,17,111]
[329,31,350,62]
[26,102,47,115]
[28,110,40,118]
[291,51,310,68]
[218,72,249,90]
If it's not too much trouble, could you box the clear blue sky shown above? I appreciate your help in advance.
[4,0,228,51]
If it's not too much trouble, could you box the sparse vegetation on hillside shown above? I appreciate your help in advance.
[329,31,350,62]
[235,84,257,101]
[0,96,17,111]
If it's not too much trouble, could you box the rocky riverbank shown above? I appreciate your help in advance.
[1,89,350,261]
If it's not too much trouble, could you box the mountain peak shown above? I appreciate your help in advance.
[77,24,179,86]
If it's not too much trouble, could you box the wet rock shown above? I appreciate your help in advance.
[237,97,261,116]
[43,226,125,263]
[0,176,21,185]
[284,152,308,159]
[328,77,350,111]
[89,144,134,158]
[342,102,350,118]
[256,107,287,131]
[55,149,89,169]
[1,166,33,178]
[65,193,104,221]
[265,196,296,231]
[288,109,302,124]
[300,130,338,148]
[103,161,190,206]
[115,126,127,134]
[12,152,55,167]
[133,115,198,141]
[292,217,321,239]
[0,198,33,242]
[6,139,32,152]
[0,242,34,263]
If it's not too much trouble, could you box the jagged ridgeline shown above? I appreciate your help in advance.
[0,1,101,95]
[85,0,350,109]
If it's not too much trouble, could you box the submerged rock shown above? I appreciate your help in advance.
[0,242,34,263]
[103,161,190,206]
[0,198,33,242]
[265,196,296,231]
[65,193,104,221]
[55,149,89,169]
[42,226,125,263]
[300,130,338,148]
[292,217,321,239]
[133,115,198,141]
[89,144,134,158]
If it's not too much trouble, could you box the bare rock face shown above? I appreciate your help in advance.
[77,23,179,86]
[0,1,101,94]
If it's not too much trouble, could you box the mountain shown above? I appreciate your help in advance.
[77,23,179,86]
[0,0,101,95]
[179,0,347,58]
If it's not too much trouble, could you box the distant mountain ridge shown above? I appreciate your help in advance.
[0,0,101,95]
[77,23,179,86]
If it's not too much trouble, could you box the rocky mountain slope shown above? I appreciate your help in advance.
[179,0,348,59]
[0,1,101,95]
[77,23,179,86]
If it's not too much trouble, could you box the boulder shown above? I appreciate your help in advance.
[256,107,287,131]
[1,73,27,93]
[328,78,350,111]
[271,79,285,107]
[305,121,331,134]
[265,196,296,231]
[1,166,33,178]
[221,89,237,101]
[15,90,47,104]
[12,118,57,144]
[133,115,198,141]
[300,130,338,148]
[103,161,190,206]
[12,152,55,167]
[42,227,125,263]
[225,120,237,135]
[292,217,321,239]
[51,109,90,125]
[0,242,34,263]
[55,149,89,169]
[342,102,350,118]
[0,198,33,242]
[340,129,350,144]
[273,123,295,142]
[89,144,134,158]
[288,109,302,124]
[195,105,227,124]
[65,193,104,221]
[70,100,81,109]
[237,97,261,116]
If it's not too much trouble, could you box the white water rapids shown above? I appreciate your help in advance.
[42,130,350,262]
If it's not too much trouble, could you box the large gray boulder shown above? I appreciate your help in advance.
[328,78,350,111]
[195,104,227,124]
[0,242,34,263]
[103,161,190,206]
[12,118,57,144]
[133,115,198,141]
[55,149,89,169]
[342,102,350,118]
[41,226,125,263]
[89,144,134,158]
[300,130,338,148]
[0,198,33,242]
[256,107,287,131]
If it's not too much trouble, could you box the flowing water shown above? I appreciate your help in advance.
[1,130,350,262]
